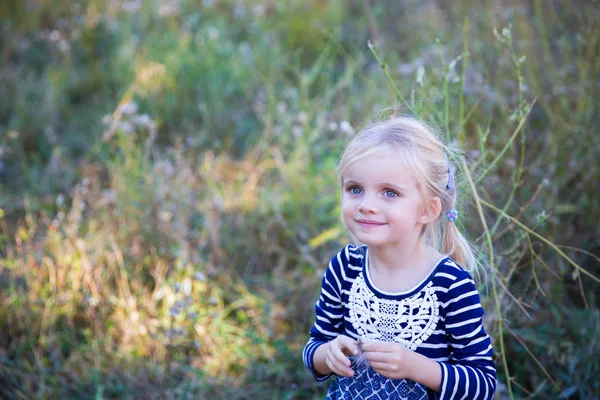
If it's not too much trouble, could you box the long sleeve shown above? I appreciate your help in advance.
[437,271,497,399]
[302,246,349,381]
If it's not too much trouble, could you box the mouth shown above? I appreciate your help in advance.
[355,219,386,228]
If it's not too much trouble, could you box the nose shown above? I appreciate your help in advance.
[357,194,378,214]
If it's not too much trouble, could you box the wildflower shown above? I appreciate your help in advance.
[170,307,181,318]
[296,111,308,124]
[193,271,206,282]
[159,2,180,18]
[174,283,183,293]
[56,194,65,206]
[57,40,70,54]
[133,114,154,129]
[277,102,287,114]
[82,178,90,186]
[102,114,112,125]
[122,0,142,13]
[7,131,19,140]
[119,101,138,115]
[542,178,550,187]
[415,65,425,87]
[252,4,265,16]
[187,312,198,320]
[207,27,219,40]
[49,30,60,42]
[234,4,247,19]
[339,121,355,136]
[119,121,134,135]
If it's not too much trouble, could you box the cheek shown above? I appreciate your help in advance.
[341,198,354,217]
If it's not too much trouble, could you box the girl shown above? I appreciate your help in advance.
[302,117,496,399]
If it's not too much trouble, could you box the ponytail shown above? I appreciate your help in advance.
[442,219,477,273]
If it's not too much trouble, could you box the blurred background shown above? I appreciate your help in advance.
[1,0,599,398]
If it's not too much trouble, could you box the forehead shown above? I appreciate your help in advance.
[342,155,418,186]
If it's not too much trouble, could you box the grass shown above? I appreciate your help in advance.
[1,0,599,398]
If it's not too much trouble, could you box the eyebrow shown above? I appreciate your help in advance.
[342,180,407,192]
[380,182,407,192]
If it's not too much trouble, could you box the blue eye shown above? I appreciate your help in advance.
[349,186,362,195]
[383,189,399,198]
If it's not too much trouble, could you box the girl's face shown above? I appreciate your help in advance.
[341,154,430,250]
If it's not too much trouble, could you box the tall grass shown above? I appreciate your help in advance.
[1,0,599,398]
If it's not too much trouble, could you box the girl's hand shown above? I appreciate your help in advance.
[362,340,413,380]
[325,335,359,377]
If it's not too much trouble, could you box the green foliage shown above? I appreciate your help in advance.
[1,0,599,398]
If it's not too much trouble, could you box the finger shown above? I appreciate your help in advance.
[336,335,359,356]
[361,341,392,353]
[329,342,352,367]
[326,355,354,377]
[364,351,392,363]
[368,361,392,371]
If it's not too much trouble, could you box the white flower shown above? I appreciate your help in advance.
[57,40,71,54]
[415,65,425,87]
[159,2,180,18]
[119,121,134,135]
[234,4,246,19]
[207,27,219,40]
[49,30,60,42]
[133,114,154,129]
[340,120,355,135]
[296,111,308,124]
[119,101,138,115]
[56,194,65,206]
[122,0,142,13]
[193,272,206,282]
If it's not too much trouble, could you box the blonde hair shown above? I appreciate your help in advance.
[337,116,477,272]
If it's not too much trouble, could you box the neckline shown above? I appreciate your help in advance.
[363,248,448,298]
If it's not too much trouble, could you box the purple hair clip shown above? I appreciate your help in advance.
[446,209,458,222]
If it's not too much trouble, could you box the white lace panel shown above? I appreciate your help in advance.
[348,273,439,350]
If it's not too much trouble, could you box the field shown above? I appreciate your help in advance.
[1,0,599,398]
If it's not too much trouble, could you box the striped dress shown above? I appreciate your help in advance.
[303,245,496,400]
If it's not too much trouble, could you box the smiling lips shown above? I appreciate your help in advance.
[355,219,386,228]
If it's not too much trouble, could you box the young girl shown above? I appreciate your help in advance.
[302,117,496,399]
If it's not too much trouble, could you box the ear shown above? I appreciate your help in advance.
[419,197,442,224]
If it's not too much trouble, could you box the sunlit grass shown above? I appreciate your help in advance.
[1,0,599,398]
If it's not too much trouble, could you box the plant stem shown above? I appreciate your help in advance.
[462,158,514,400]
[368,41,416,115]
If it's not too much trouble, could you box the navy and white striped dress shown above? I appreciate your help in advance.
[303,245,496,399]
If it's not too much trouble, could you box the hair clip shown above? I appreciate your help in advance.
[446,209,458,221]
